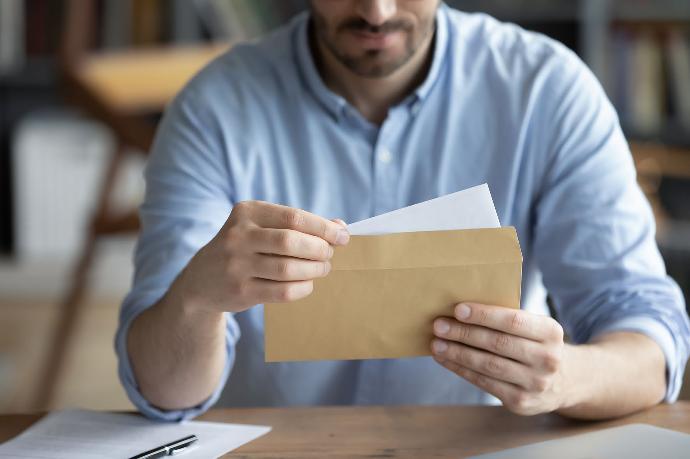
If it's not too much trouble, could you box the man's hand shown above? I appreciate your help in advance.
[431,302,567,416]
[128,200,349,410]
[175,200,350,314]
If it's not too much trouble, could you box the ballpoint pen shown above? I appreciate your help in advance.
[129,434,198,459]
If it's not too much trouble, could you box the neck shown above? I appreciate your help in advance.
[311,24,435,125]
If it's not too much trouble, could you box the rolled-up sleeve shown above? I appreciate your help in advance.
[531,49,690,401]
[114,80,240,421]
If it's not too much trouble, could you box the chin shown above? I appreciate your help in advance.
[350,53,410,77]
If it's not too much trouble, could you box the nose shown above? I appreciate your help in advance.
[355,0,397,26]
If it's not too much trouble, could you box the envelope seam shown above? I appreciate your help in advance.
[332,260,522,271]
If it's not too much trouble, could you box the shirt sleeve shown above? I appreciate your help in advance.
[530,48,690,402]
[114,81,240,421]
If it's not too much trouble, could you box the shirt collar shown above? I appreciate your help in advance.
[294,4,450,122]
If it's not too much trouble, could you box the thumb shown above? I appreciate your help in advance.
[331,218,348,229]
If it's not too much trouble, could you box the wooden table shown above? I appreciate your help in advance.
[2,403,690,458]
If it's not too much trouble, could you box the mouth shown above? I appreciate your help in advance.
[349,29,402,49]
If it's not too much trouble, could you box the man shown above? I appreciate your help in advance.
[116,0,690,422]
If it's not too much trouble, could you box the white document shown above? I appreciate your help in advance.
[0,410,270,459]
[468,424,690,459]
[347,183,500,235]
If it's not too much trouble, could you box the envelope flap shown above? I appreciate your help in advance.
[332,227,522,271]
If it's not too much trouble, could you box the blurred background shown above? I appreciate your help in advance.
[1,0,689,414]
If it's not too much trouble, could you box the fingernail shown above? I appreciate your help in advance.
[456,303,471,320]
[335,229,350,245]
[434,319,450,335]
[433,340,448,354]
[328,245,334,258]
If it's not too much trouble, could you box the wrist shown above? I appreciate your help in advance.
[555,343,589,413]
[166,268,225,324]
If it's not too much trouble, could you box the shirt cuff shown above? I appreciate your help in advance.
[590,316,681,402]
[115,291,237,421]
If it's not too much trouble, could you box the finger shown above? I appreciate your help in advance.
[332,218,348,228]
[253,254,331,281]
[433,318,543,367]
[249,278,314,303]
[249,201,350,246]
[248,228,334,261]
[433,354,522,406]
[431,339,537,391]
[454,303,564,343]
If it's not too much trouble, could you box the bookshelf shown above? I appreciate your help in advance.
[0,0,65,256]
[450,0,690,146]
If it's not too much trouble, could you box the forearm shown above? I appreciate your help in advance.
[127,278,227,411]
[557,331,667,420]
[125,203,346,413]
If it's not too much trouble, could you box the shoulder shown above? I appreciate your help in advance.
[442,7,610,139]
[445,8,592,93]
[171,13,305,117]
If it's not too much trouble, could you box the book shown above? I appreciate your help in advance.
[629,31,664,134]
[666,30,690,130]
[0,0,25,75]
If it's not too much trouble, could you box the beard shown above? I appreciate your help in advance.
[310,7,437,78]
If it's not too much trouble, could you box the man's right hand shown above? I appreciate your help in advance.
[174,200,350,315]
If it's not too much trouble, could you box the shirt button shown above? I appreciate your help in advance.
[379,148,393,164]
[410,101,421,115]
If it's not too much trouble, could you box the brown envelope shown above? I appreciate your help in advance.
[264,227,523,362]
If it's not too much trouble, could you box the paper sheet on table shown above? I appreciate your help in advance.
[264,183,523,362]
[0,410,270,459]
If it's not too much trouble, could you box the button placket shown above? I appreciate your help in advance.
[410,100,421,116]
[372,113,402,215]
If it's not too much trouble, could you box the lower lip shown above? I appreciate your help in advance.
[351,30,400,49]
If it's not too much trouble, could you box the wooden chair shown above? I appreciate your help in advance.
[34,0,228,409]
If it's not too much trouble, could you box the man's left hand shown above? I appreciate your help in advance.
[431,302,567,415]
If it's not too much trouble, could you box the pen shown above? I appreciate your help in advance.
[129,434,198,459]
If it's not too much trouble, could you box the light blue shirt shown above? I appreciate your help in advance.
[116,5,690,421]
